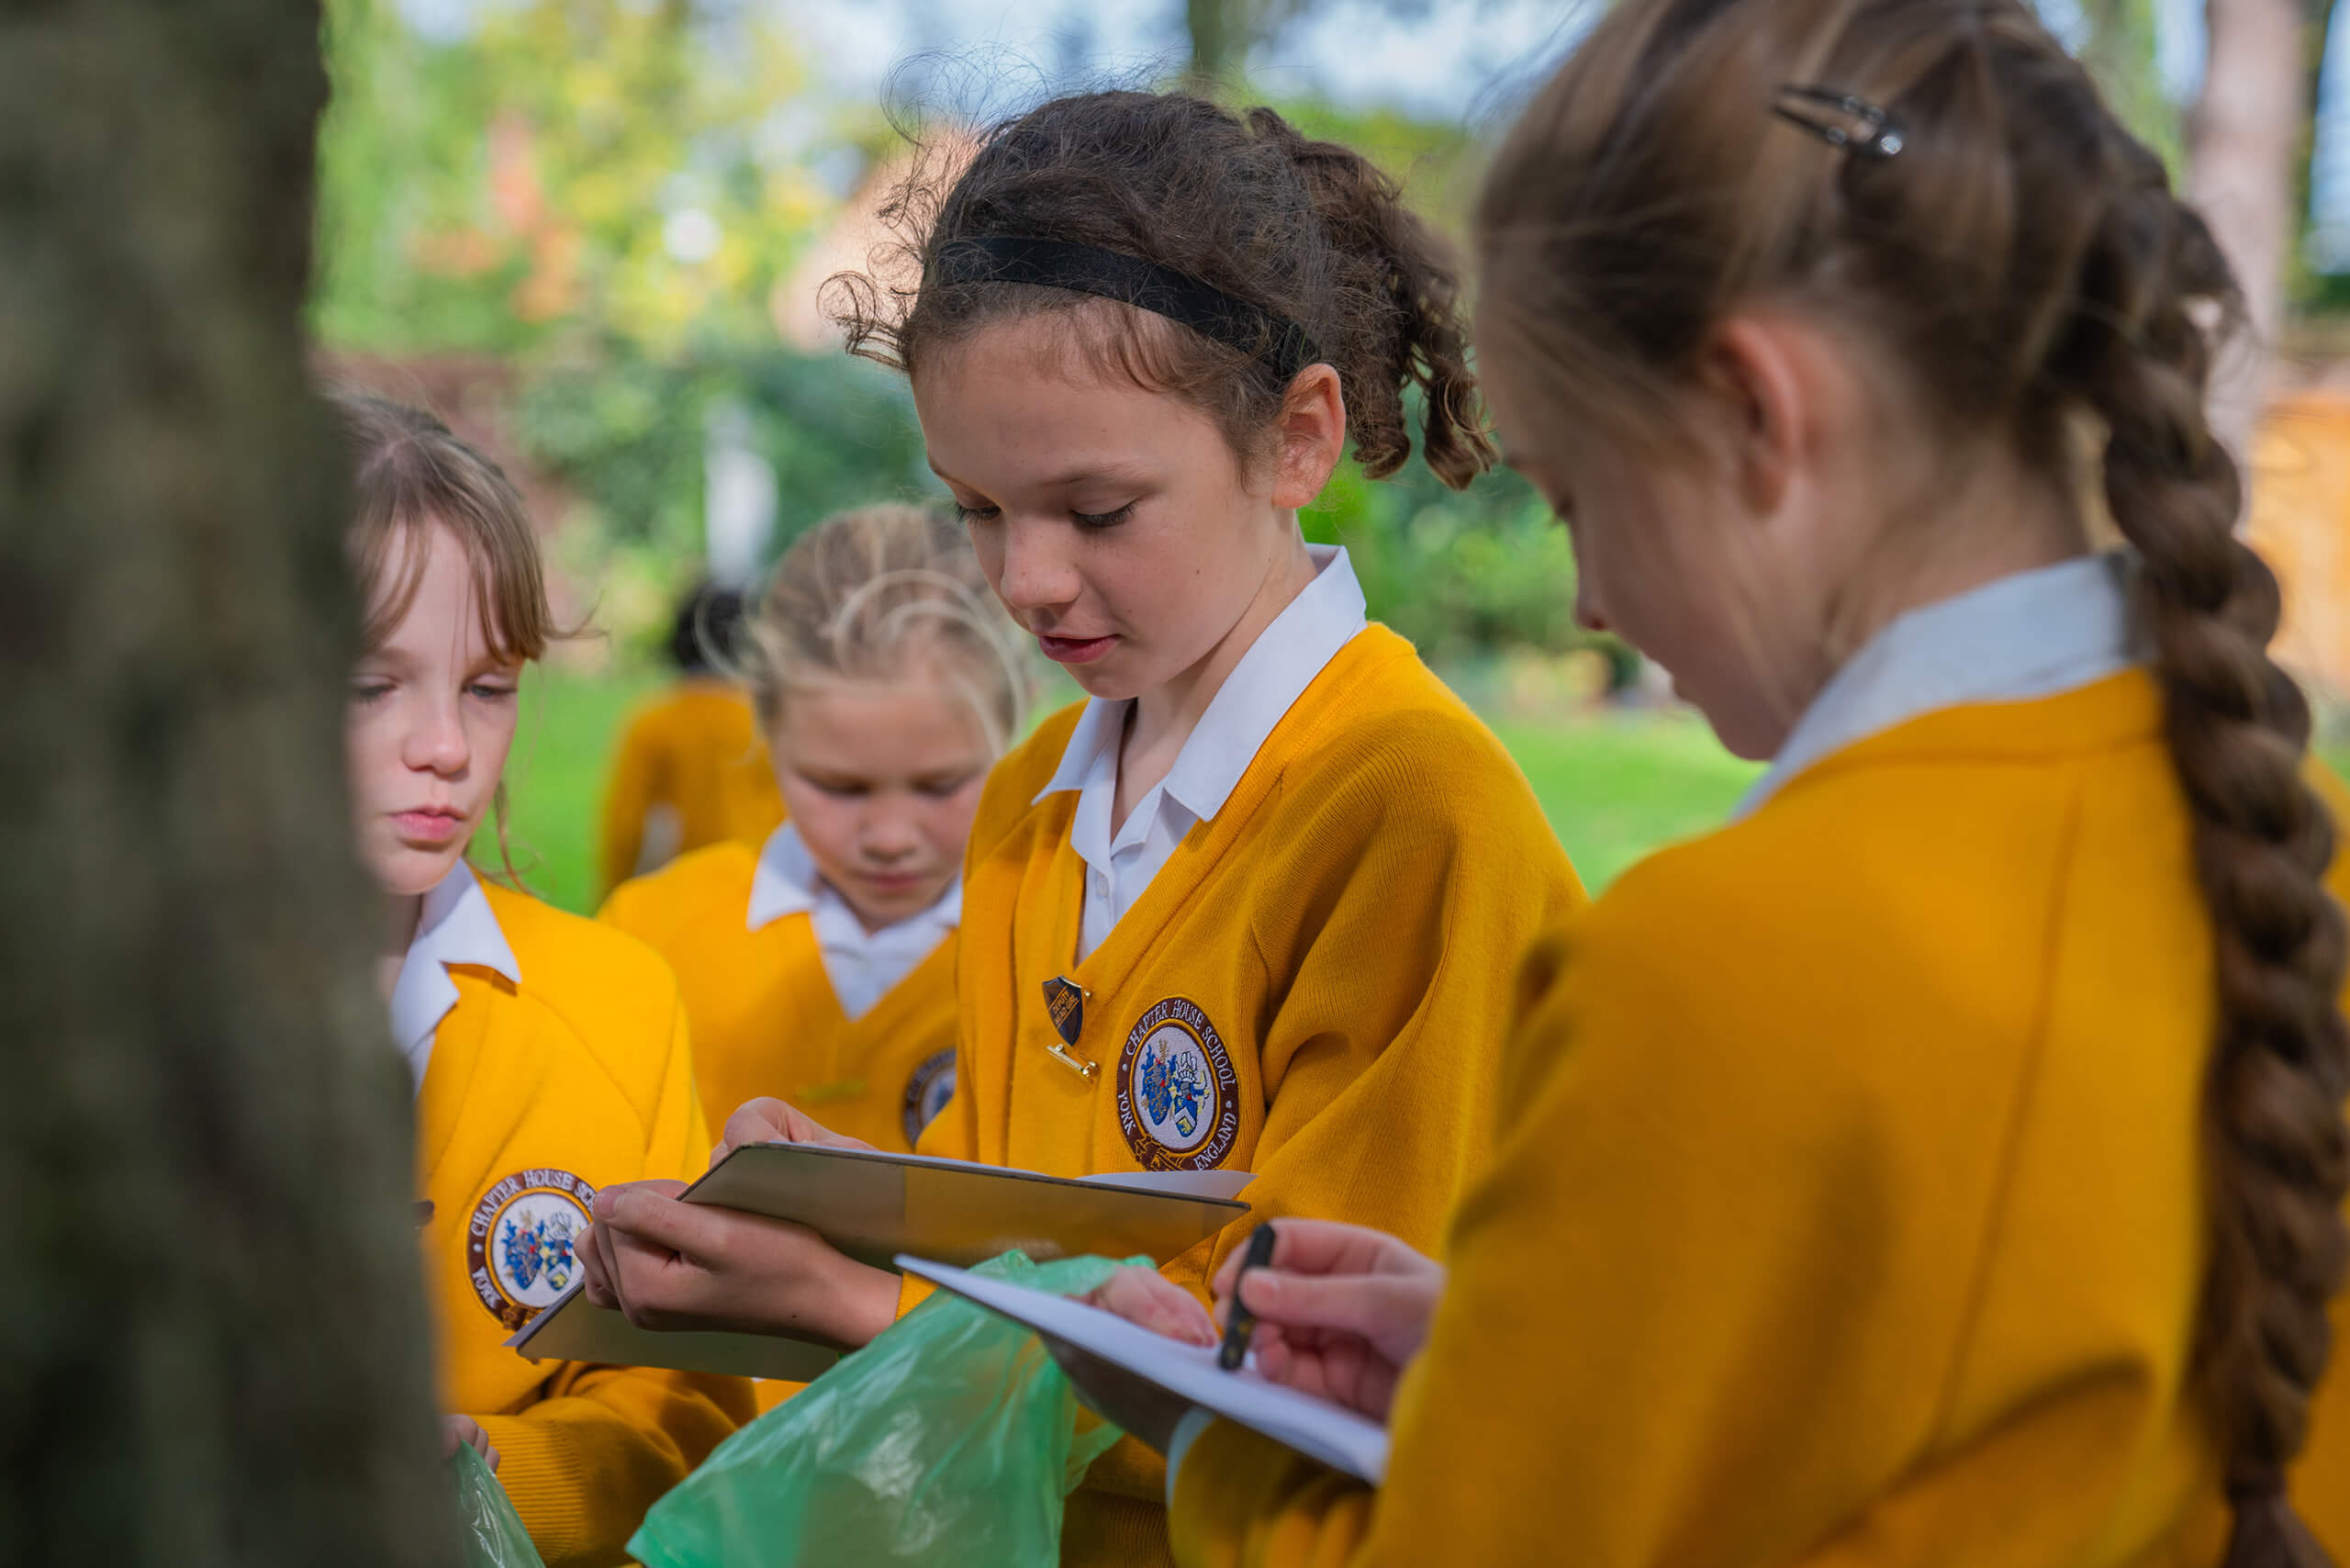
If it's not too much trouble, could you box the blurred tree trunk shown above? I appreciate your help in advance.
[1182,0,1314,90]
[0,5,453,1566]
[1186,0,1246,86]
[2188,0,2305,462]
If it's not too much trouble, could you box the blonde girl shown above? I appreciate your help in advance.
[1067,3,2350,1564]
[338,392,750,1567]
[576,88,1585,1565]
[600,503,1026,1160]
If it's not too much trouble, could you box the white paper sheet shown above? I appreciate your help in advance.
[897,1253,1390,1484]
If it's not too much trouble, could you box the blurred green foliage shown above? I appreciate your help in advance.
[316,0,840,354]
[2075,0,2181,174]
[313,0,1622,666]
[513,341,932,619]
[1303,439,1626,671]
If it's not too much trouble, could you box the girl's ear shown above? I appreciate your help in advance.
[1693,313,1807,522]
[1270,364,1348,510]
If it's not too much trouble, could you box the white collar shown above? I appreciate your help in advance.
[746,821,964,934]
[1738,552,2140,818]
[1034,543,1368,821]
[389,862,520,1092]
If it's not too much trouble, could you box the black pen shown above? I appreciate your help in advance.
[1217,1223,1279,1371]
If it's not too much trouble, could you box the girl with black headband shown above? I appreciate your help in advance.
[1063,2,2350,1564]
[576,88,1585,1564]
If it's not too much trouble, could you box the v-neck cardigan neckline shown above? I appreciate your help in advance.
[1036,627,1411,1064]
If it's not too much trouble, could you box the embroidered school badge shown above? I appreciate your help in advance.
[1114,997,1240,1171]
[464,1168,598,1331]
[901,1048,958,1147]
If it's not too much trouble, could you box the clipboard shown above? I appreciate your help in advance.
[898,1253,1389,1484]
[509,1142,1250,1383]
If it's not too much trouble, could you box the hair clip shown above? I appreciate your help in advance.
[1772,84,1906,159]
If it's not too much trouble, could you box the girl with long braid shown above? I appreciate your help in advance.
[1067,2,2350,1562]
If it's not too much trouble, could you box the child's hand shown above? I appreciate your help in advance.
[1083,1264,1217,1346]
[711,1096,877,1166]
[576,1178,899,1348]
[441,1414,500,1473]
[1041,1266,1215,1452]
[1208,1219,1444,1422]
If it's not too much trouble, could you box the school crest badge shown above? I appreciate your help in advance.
[1114,997,1240,1170]
[901,1048,958,1147]
[464,1168,598,1331]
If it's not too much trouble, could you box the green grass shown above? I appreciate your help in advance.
[493,665,1763,914]
[1491,712,1765,892]
[487,664,669,914]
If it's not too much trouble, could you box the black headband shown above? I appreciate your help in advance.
[925,235,1325,382]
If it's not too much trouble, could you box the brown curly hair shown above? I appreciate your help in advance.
[1476,2,2350,1561]
[825,89,1494,490]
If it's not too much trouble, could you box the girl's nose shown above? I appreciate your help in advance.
[861,813,920,861]
[405,700,470,776]
[994,518,1080,613]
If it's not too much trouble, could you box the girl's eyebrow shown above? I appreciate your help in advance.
[926,459,1156,493]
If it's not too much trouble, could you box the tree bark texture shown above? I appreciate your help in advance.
[0,4,453,1565]
[2188,0,2306,463]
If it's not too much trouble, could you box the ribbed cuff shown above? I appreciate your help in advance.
[469,1414,595,1566]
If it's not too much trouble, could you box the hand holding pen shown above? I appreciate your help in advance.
[1207,1217,1447,1423]
[1217,1223,1280,1369]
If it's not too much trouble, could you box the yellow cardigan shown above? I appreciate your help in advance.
[1171,670,2350,1567]
[922,625,1585,1567]
[420,882,752,1568]
[595,679,785,899]
[598,840,962,1156]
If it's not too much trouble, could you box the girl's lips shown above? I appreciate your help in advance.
[1035,633,1116,665]
[393,810,465,846]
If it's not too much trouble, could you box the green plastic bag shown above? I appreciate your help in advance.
[453,1440,546,1568]
[630,1250,1135,1568]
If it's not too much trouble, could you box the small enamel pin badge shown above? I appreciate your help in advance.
[1041,976,1099,1081]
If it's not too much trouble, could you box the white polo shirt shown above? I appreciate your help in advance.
[387,861,520,1095]
[1739,551,2141,818]
[745,821,962,1020]
[1035,543,1369,961]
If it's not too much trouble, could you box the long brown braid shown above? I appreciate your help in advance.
[1475,2,2350,1558]
[2070,131,2350,1565]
